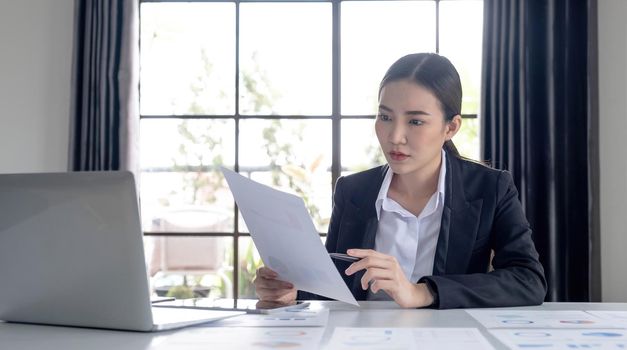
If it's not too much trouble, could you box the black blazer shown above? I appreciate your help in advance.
[299,154,547,309]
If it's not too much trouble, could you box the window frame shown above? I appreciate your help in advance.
[139,0,479,300]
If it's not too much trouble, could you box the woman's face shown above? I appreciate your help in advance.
[375,80,456,177]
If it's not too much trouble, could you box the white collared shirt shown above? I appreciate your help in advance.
[373,149,447,287]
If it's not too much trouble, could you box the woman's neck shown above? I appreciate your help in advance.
[389,153,442,200]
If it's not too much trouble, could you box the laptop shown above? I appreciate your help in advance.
[0,171,244,331]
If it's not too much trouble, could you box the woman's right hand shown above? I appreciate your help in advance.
[253,266,297,304]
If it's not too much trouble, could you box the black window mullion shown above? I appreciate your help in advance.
[331,0,341,197]
[142,114,335,120]
[233,0,241,301]
[435,0,440,54]
[144,232,244,237]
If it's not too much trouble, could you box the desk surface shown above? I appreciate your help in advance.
[2,302,626,349]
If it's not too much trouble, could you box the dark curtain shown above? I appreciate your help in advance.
[481,0,599,301]
[69,0,139,172]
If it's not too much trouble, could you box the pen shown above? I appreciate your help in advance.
[329,252,361,262]
[150,297,176,304]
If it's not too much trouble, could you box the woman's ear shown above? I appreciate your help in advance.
[445,115,462,140]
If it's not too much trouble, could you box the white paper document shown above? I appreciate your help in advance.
[325,327,495,350]
[222,168,359,306]
[209,308,329,327]
[151,327,324,350]
[467,310,622,329]
[586,311,627,324]
[490,328,627,349]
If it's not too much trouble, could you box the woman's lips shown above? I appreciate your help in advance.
[389,151,409,161]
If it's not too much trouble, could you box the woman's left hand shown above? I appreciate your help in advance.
[344,248,434,308]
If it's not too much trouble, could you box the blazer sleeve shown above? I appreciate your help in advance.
[297,176,346,301]
[419,171,547,309]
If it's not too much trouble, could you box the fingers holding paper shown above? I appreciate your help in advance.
[344,249,434,308]
[254,266,297,304]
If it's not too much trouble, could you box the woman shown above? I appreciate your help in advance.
[254,53,547,309]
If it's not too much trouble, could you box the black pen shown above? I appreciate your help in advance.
[329,252,361,262]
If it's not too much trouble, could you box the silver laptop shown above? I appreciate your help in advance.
[0,171,243,331]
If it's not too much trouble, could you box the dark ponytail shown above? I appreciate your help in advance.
[443,140,460,157]
[379,53,462,158]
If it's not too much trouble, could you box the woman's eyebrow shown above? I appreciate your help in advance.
[406,110,431,117]
[378,104,431,116]
[378,104,393,112]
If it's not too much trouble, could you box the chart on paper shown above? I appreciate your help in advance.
[209,308,329,327]
[151,327,325,350]
[466,310,621,329]
[325,327,494,350]
[490,328,627,349]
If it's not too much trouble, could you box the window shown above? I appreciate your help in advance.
[139,0,483,300]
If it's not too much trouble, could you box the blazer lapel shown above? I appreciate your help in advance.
[352,165,387,249]
[433,155,483,275]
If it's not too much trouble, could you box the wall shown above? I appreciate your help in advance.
[598,0,627,302]
[0,1,74,173]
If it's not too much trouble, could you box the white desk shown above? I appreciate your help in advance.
[1,302,626,349]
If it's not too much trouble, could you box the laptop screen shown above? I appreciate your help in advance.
[0,171,154,331]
